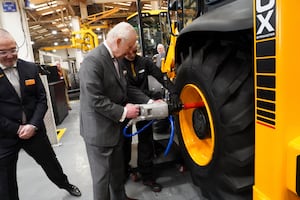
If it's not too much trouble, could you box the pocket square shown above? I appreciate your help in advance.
[25,79,35,86]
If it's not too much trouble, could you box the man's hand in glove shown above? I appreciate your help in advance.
[168,93,182,114]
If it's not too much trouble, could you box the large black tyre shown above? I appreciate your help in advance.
[175,31,254,200]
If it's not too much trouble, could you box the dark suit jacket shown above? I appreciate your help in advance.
[120,54,176,98]
[0,59,47,157]
[79,43,149,147]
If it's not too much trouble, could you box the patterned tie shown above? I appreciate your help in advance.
[112,58,120,78]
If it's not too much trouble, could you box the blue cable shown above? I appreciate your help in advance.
[122,116,175,156]
[123,120,154,137]
[164,115,175,156]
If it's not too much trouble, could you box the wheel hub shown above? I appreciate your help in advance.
[192,108,210,139]
[179,84,215,166]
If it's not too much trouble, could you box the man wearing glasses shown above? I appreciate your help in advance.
[0,28,81,200]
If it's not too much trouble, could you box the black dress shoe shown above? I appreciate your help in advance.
[62,184,81,197]
[143,180,162,192]
[130,171,141,182]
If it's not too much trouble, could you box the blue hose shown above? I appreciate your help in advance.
[164,115,175,156]
[122,116,175,156]
[123,120,154,137]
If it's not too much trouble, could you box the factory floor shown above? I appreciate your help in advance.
[17,100,207,200]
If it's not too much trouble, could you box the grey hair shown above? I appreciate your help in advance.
[107,22,135,42]
[157,43,164,49]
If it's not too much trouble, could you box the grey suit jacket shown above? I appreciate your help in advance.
[79,43,149,147]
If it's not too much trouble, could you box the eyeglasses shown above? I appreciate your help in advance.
[0,47,19,57]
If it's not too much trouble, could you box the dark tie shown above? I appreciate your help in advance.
[3,66,27,123]
[3,66,21,97]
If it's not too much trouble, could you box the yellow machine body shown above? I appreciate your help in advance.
[161,22,177,79]
[71,27,99,52]
[169,0,300,199]
[253,0,300,199]
[127,9,167,21]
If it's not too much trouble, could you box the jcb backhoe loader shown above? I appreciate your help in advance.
[170,0,300,199]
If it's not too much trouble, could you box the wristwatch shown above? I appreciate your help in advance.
[32,125,38,131]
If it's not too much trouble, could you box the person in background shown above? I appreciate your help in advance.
[155,43,166,68]
[0,28,81,200]
[119,43,179,193]
[56,62,72,110]
[79,22,150,200]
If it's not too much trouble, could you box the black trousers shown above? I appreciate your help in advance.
[123,120,155,181]
[0,133,69,200]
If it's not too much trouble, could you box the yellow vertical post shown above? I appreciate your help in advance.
[253,0,300,199]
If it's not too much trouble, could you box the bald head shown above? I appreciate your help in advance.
[106,22,137,58]
[0,28,15,40]
[0,28,18,67]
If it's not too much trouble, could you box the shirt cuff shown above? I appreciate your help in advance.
[147,99,154,104]
[120,107,127,122]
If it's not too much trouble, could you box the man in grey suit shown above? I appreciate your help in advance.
[79,22,150,200]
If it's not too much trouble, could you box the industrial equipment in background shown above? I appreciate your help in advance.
[71,8,119,52]
[127,10,170,58]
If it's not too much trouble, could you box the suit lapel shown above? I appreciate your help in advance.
[114,59,126,91]
[0,67,22,100]
[100,45,126,91]
[16,63,25,99]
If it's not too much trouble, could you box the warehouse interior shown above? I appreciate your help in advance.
[2,0,299,200]
[27,0,168,58]
[1,0,207,199]
[17,100,206,199]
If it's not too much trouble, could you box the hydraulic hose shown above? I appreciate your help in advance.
[122,101,204,155]
[164,115,175,156]
[122,116,175,156]
[123,120,154,138]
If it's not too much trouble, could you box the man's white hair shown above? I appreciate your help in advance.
[107,22,135,42]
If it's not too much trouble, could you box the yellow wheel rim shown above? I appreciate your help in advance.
[179,84,215,166]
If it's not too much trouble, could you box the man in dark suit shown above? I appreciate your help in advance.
[79,22,150,200]
[120,43,178,192]
[0,28,81,200]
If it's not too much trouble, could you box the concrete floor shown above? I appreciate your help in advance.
[17,100,207,200]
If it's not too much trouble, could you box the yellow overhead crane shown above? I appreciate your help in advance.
[40,7,119,52]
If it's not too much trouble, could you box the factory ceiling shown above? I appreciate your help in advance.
[26,0,167,52]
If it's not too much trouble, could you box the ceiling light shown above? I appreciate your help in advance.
[61,28,69,32]
[37,29,48,34]
[28,3,35,9]
[36,6,50,11]
[56,24,65,28]
[41,11,54,16]
[54,42,58,46]
[30,25,41,30]
[114,2,131,6]
[52,30,58,34]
